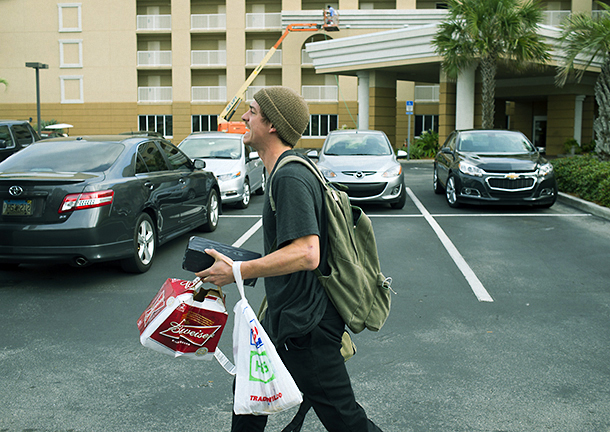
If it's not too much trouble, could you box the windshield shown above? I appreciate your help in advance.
[458,132,535,153]
[179,137,242,159]
[323,134,392,156]
[0,141,124,173]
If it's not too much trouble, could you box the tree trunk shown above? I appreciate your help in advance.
[480,57,497,130]
[594,55,610,161]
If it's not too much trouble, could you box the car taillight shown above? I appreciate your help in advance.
[59,190,114,214]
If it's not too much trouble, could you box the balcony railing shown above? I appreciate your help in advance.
[542,10,570,26]
[137,51,172,67]
[245,85,269,101]
[302,85,338,102]
[415,85,440,102]
[191,50,227,67]
[302,49,313,65]
[246,49,282,66]
[137,15,171,31]
[192,86,227,102]
[246,13,281,29]
[191,13,226,30]
[138,86,172,103]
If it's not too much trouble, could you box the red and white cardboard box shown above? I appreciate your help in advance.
[137,278,228,360]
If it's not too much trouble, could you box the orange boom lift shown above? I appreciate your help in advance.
[219,18,338,130]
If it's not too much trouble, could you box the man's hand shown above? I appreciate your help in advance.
[195,249,234,287]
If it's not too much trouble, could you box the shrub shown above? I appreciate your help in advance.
[551,155,610,207]
[404,130,439,159]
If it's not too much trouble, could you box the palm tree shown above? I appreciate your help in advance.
[556,2,610,160]
[433,0,550,129]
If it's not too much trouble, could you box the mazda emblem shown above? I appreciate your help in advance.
[355,171,364,179]
[9,185,23,197]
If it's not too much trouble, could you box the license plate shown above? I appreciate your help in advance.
[2,199,33,216]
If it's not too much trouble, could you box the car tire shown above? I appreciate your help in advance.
[255,170,266,195]
[200,189,219,232]
[433,165,444,194]
[121,213,156,273]
[445,174,461,208]
[390,186,406,209]
[236,179,250,209]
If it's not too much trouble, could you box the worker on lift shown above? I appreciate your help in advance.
[325,5,338,26]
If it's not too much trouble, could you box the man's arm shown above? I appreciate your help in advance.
[195,234,320,287]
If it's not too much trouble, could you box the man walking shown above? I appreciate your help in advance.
[197,86,382,432]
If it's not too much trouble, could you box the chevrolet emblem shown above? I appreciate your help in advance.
[505,173,520,180]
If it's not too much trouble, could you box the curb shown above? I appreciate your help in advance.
[558,192,610,221]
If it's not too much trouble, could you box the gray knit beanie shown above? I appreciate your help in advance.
[253,86,310,147]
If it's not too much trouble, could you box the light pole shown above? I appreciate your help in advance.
[25,62,48,136]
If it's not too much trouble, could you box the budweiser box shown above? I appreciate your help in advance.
[137,278,228,360]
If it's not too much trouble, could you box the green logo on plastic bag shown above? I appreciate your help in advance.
[249,350,275,383]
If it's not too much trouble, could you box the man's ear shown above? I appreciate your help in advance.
[268,124,277,134]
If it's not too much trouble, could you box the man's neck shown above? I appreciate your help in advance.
[259,141,292,174]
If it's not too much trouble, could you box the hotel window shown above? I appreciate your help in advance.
[192,115,218,133]
[60,76,84,103]
[58,3,82,32]
[139,115,173,138]
[59,40,83,68]
[303,114,338,138]
[414,115,439,137]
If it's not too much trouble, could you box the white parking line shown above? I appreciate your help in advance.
[232,218,263,248]
[406,188,494,303]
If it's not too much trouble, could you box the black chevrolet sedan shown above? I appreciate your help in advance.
[433,130,557,208]
[0,136,220,272]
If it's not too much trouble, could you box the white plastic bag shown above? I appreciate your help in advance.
[232,261,303,415]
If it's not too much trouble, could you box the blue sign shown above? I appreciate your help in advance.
[406,101,414,115]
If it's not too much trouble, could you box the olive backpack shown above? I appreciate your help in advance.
[269,153,394,334]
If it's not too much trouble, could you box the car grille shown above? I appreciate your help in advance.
[341,182,386,198]
[487,176,535,191]
[341,171,376,178]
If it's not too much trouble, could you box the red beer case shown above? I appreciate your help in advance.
[137,278,228,360]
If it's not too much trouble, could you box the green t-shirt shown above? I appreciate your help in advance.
[262,150,329,347]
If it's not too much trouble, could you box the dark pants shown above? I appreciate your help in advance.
[231,303,382,432]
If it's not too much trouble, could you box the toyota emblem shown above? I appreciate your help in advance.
[9,185,24,197]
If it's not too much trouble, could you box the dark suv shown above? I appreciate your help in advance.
[0,120,41,162]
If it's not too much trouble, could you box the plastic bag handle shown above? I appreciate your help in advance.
[232,261,246,301]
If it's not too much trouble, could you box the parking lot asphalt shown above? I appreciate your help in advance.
[0,159,609,431]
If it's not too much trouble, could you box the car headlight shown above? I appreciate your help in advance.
[537,163,553,177]
[217,171,241,181]
[382,165,402,178]
[320,168,337,178]
[459,161,485,177]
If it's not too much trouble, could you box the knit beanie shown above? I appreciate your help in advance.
[253,86,310,147]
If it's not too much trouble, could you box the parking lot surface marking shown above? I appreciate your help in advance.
[406,187,494,303]
[232,218,263,248]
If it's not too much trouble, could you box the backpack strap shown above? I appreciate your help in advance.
[268,153,336,212]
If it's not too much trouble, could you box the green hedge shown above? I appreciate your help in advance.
[551,155,610,208]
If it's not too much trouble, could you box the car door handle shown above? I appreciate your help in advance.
[178,178,186,184]
[144,181,154,190]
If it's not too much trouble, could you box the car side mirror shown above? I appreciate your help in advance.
[396,149,407,159]
[307,149,319,159]
[193,159,206,169]
[0,140,6,149]
[537,147,546,155]
[248,151,260,160]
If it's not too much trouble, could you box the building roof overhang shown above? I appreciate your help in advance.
[305,23,602,85]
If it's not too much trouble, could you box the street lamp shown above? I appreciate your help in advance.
[25,62,49,136]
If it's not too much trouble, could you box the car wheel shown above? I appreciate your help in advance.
[390,186,406,209]
[236,179,250,209]
[433,165,444,194]
[200,188,219,232]
[445,174,461,208]
[121,213,156,273]
[255,170,266,195]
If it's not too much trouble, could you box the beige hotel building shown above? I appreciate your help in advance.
[0,0,605,154]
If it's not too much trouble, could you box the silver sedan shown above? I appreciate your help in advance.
[310,130,407,209]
